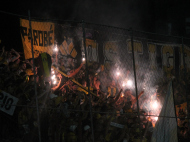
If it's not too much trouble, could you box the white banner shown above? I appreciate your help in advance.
[0,90,19,115]
[151,82,178,142]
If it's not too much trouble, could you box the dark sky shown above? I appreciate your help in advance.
[0,0,190,50]
[1,0,190,29]
[1,0,154,30]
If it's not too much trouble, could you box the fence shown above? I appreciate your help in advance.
[0,10,190,142]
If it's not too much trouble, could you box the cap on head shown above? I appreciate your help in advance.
[124,89,130,92]
[49,94,58,99]
[69,125,77,131]
[84,125,90,131]
[123,139,128,142]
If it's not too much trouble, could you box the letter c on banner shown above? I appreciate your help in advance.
[162,45,174,77]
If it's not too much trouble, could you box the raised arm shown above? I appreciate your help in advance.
[67,63,84,78]
[11,49,20,62]
[0,46,5,57]
[81,92,88,110]
[25,59,33,68]
[131,91,144,105]
[51,74,62,91]
[111,89,123,104]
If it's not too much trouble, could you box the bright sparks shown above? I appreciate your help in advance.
[154,117,158,121]
[51,70,55,74]
[121,92,124,97]
[149,100,161,123]
[82,58,85,61]
[126,80,133,87]
[116,72,120,76]
[54,45,58,52]
[53,80,57,84]
[122,83,126,87]
[51,75,56,80]
[122,80,133,87]
[152,101,158,109]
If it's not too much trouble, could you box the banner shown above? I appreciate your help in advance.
[179,45,190,71]
[86,39,98,62]
[127,40,143,69]
[104,41,118,62]
[162,45,174,77]
[59,37,77,58]
[127,40,143,54]
[82,39,98,62]
[20,18,55,59]
[0,90,19,115]
[104,41,118,70]
[151,82,178,142]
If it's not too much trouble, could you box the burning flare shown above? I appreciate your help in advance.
[154,117,158,121]
[116,72,120,76]
[54,45,58,52]
[126,80,133,87]
[152,101,158,110]
[82,58,85,62]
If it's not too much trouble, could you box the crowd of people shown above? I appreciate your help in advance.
[0,46,189,142]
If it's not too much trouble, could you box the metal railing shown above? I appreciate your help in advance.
[0,10,190,142]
